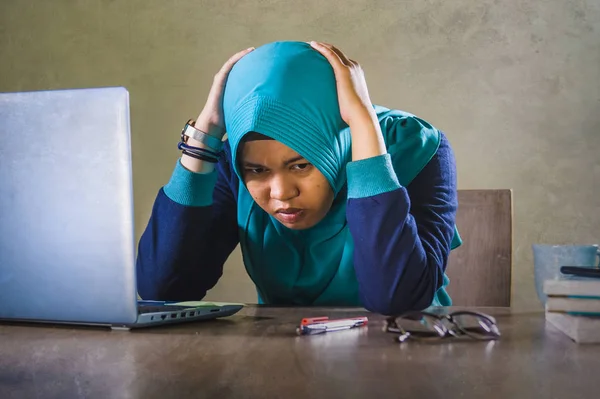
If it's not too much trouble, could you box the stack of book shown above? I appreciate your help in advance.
[544,276,600,343]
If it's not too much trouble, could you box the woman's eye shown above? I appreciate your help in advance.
[292,163,311,171]
[245,167,265,174]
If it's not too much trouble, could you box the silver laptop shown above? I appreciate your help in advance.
[0,87,242,329]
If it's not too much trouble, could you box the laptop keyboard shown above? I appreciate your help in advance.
[138,305,191,314]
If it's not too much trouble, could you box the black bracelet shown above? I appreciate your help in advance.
[178,143,221,164]
[178,141,220,159]
[181,149,218,163]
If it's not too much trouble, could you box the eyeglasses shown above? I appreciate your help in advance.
[383,310,501,343]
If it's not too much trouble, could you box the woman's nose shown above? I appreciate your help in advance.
[269,175,299,201]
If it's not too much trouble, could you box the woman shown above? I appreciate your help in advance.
[136,41,461,315]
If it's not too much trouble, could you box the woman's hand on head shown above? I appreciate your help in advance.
[181,47,254,174]
[309,41,386,160]
[195,47,255,138]
[309,41,376,128]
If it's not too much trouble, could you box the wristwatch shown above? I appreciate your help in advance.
[181,119,223,151]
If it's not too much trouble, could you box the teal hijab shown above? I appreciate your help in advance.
[223,41,461,308]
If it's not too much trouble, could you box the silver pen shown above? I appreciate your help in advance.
[296,316,368,335]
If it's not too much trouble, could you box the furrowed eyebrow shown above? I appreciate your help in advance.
[242,156,306,168]
[242,162,265,168]
[283,155,306,166]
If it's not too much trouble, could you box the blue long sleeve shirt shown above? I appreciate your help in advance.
[136,132,458,315]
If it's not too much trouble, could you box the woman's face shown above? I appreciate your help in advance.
[240,138,334,230]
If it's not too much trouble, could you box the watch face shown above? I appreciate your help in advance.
[181,122,193,143]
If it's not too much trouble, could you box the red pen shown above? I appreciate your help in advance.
[296,316,368,335]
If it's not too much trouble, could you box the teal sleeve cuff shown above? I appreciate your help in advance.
[162,160,218,207]
[346,154,402,199]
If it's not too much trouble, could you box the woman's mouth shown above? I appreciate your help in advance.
[275,208,305,224]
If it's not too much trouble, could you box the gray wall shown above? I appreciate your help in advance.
[1,0,598,310]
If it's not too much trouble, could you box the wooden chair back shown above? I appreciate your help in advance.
[445,189,513,306]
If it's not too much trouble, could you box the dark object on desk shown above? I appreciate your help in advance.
[445,189,513,306]
[383,310,500,343]
[561,266,600,279]
[0,87,242,329]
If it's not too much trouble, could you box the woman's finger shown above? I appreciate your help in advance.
[218,47,255,76]
[309,41,347,69]
[313,42,353,66]
[209,47,255,101]
[323,43,353,67]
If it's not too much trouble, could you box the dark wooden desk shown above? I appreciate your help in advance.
[1,307,599,399]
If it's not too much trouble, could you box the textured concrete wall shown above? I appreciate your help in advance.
[1,0,598,310]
